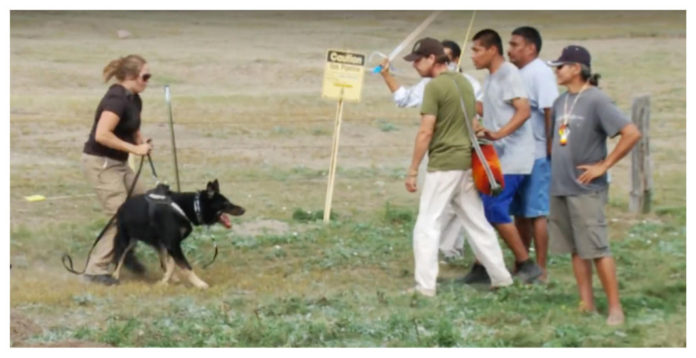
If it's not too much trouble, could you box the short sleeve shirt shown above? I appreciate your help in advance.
[519,58,559,159]
[481,62,534,174]
[83,84,142,161]
[550,86,630,196]
[420,71,476,171]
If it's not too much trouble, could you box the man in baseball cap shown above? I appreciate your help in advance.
[547,43,641,326]
[547,45,591,68]
[402,37,447,61]
[378,38,484,268]
[401,36,513,297]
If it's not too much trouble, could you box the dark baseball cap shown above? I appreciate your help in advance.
[547,45,591,68]
[403,37,445,61]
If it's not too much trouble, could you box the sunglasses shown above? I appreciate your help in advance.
[141,73,151,82]
[555,64,566,70]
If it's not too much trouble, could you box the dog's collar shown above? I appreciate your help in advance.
[194,192,204,225]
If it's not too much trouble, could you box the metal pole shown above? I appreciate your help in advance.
[164,85,181,191]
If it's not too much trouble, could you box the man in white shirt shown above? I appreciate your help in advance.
[506,26,559,282]
[378,39,482,262]
[380,40,483,107]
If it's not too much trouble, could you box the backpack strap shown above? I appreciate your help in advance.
[449,76,501,193]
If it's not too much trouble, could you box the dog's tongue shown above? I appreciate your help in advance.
[219,213,231,229]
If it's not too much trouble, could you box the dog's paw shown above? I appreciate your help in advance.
[194,281,210,289]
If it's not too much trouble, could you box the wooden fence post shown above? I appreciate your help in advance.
[629,95,652,214]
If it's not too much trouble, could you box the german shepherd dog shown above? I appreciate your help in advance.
[112,180,244,288]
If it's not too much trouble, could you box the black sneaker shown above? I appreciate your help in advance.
[123,250,146,275]
[515,259,543,284]
[83,274,119,286]
[458,263,491,284]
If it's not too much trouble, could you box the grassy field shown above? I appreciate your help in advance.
[9,10,686,347]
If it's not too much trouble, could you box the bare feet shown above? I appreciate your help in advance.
[606,309,625,326]
[578,300,597,314]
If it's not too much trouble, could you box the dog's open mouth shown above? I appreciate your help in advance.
[219,213,231,228]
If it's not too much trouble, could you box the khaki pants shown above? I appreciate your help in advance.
[548,190,611,259]
[413,170,513,293]
[81,153,148,275]
[419,155,465,258]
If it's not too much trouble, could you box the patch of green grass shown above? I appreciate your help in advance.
[654,205,686,225]
[383,201,415,226]
[13,200,687,347]
[374,119,398,132]
[292,208,337,222]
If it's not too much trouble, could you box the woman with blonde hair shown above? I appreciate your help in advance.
[80,54,153,285]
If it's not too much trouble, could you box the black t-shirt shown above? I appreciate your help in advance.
[82,84,142,161]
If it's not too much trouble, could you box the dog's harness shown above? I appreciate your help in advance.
[145,184,189,224]
[144,186,205,228]
[144,187,218,269]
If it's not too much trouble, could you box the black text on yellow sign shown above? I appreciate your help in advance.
[322,50,365,102]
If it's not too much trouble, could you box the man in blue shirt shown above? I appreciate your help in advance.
[507,26,559,281]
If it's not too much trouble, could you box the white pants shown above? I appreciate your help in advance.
[439,208,465,258]
[413,170,513,292]
[419,155,464,258]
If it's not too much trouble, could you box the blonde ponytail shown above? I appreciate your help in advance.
[102,55,147,83]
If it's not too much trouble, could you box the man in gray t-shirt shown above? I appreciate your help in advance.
[547,45,641,326]
[550,85,631,196]
[480,62,535,173]
[550,86,630,195]
[460,29,543,285]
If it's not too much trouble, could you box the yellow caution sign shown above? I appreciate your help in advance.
[322,50,365,102]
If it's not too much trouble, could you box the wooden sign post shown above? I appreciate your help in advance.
[321,50,365,223]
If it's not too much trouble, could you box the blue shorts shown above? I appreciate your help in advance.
[479,174,527,224]
[510,158,551,218]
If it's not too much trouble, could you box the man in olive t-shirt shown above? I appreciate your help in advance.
[402,37,512,297]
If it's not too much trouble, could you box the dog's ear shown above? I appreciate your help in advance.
[206,181,216,198]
